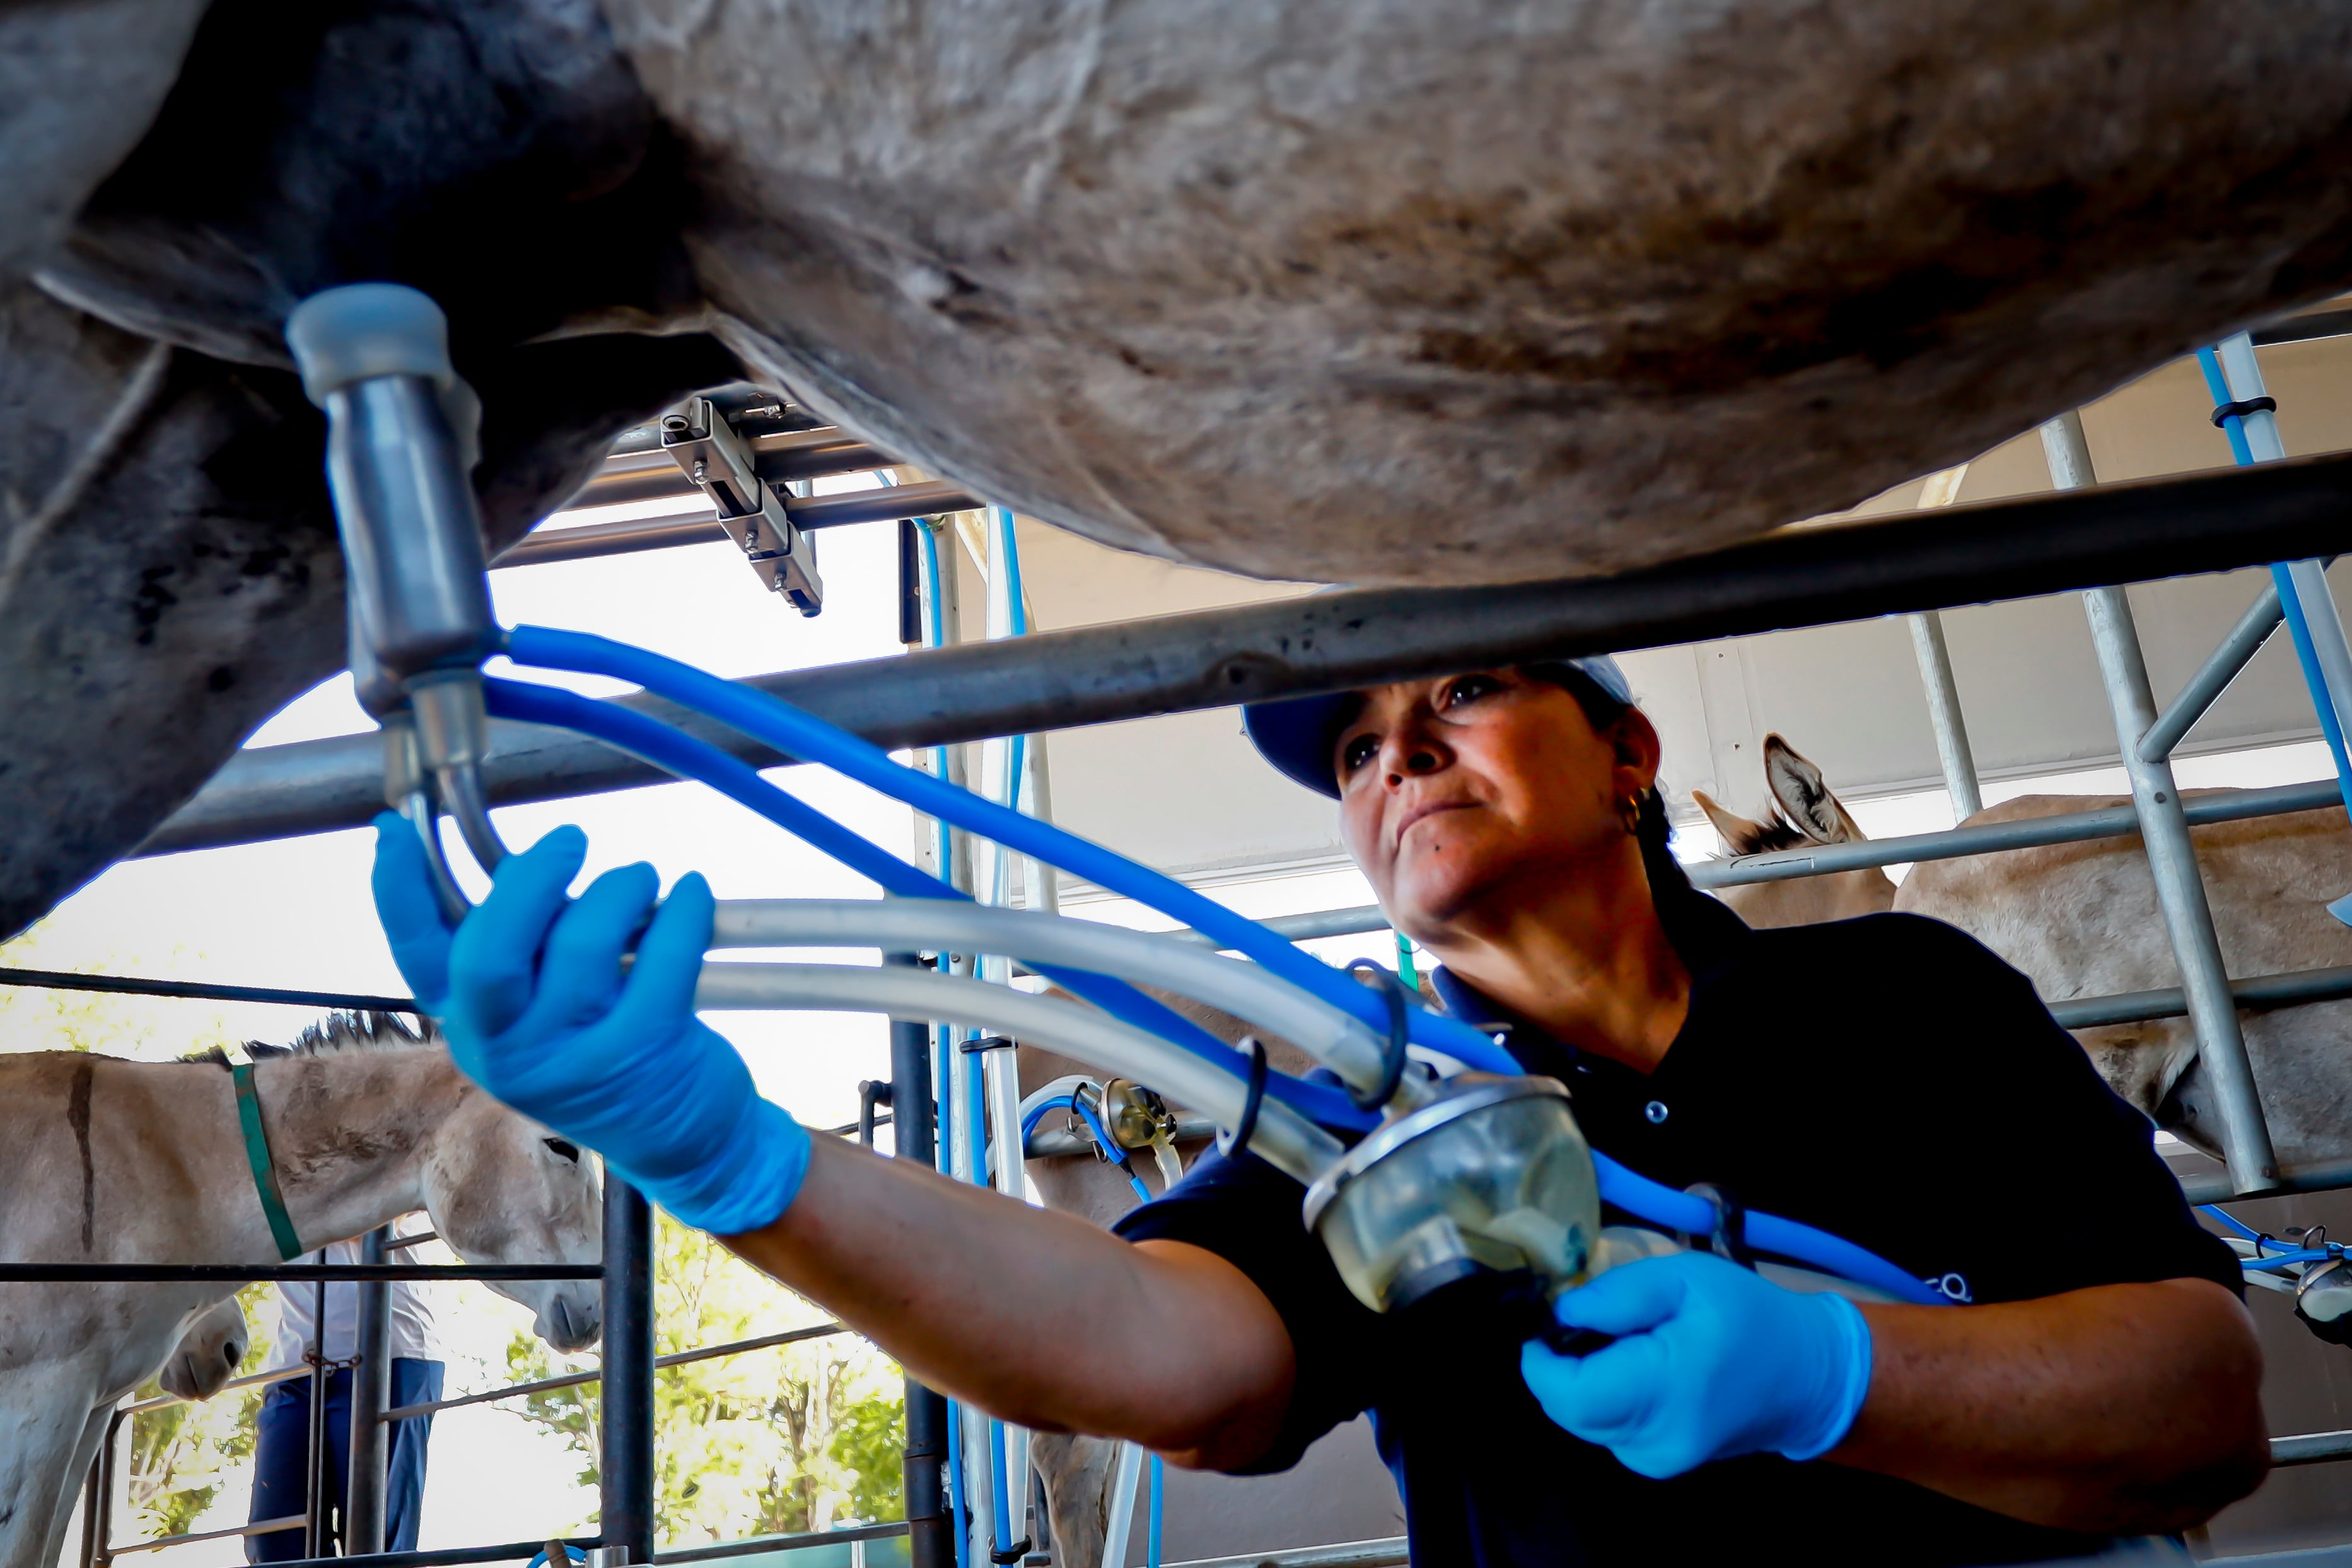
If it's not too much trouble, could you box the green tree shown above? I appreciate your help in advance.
[506,1214,906,1546]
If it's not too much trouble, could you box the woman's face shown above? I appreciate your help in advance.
[1333,670,1661,939]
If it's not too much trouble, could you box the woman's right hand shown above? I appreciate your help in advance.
[370,815,810,1236]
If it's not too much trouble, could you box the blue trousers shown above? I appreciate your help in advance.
[247,1359,444,1562]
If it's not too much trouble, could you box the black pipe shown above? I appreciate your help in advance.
[345,1226,395,1555]
[0,965,419,1013]
[89,1411,124,1568]
[146,447,2352,860]
[0,1263,601,1281]
[305,1265,331,1559]
[79,1438,103,1568]
[859,1079,894,1149]
[885,953,953,1568]
[601,1178,658,1565]
[898,520,925,647]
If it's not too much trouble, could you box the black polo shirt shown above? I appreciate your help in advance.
[1113,897,2240,1567]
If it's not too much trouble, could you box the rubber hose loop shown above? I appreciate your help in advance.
[2210,395,2278,427]
[1218,1037,1271,1159]
[1344,960,1409,1112]
[1683,1182,1754,1270]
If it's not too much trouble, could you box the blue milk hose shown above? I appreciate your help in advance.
[487,635,1946,1306]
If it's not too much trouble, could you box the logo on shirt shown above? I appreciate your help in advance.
[1922,1272,1973,1303]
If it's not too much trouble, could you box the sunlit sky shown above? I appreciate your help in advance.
[17,467,2347,1563]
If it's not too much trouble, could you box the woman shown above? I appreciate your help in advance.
[370,658,2266,1565]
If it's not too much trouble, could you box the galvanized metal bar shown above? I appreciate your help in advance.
[235,1536,602,1568]
[346,1226,394,1556]
[494,480,980,569]
[2081,583,2278,1190]
[2138,581,2283,763]
[108,1515,309,1556]
[383,1323,848,1420]
[143,448,2352,861]
[654,1523,912,1565]
[1694,779,2337,889]
[2046,402,2275,1192]
[600,1178,657,1567]
[2046,961,2352,1030]
[122,1363,311,1415]
[2182,1157,2352,1205]
[1904,610,1982,820]
[2269,1431,2352,1467]
[305,1263,330,1559]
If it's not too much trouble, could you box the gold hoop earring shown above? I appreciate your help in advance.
[1617,791,1644,835]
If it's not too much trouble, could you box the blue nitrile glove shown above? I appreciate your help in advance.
[370,813,810,1235]
[1520,1251,1873,1479]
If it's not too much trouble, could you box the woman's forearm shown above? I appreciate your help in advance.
[718,1132,1295,1466]
[1835,1278,2268,1533]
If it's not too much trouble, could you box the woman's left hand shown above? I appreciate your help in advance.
[1520,1251,1873,1478]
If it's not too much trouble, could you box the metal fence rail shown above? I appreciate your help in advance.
[383,1323,849,1420]
[140,446,2352,861]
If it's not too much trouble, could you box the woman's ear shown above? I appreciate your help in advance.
[1609,707,1664,791]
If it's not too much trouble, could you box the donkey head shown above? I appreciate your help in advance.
[422,1086,605,1353]
[157,1296,249,1402]
[1692,735,1895,929]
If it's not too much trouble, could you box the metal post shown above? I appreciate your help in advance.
[886,958,953,1568]
[1100,1444,1144,1568]
[2039,409,2277,1190]
[305,1258,331,1559]
[1904,611,1982,820]
[346,1224,395,1555]
[2138,581,2283,764]
[601,1176,657,1565]
[897,519,924,648]
[2080,584,2278,1189]
[2042,409,2278,1188]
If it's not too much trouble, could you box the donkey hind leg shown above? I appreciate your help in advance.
[0,1366,107,1568]
[1032,1431,1122,1568]
[34,1404,112,1568]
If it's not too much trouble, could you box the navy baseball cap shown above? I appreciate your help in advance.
[1242,655,1635,799]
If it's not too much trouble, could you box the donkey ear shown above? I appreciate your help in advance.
[1692,789,1773,857]
[1763,735,1864,845]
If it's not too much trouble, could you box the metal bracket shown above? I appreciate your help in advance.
[660,396,825,615]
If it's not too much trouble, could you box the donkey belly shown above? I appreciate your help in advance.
[616,0,2352,586]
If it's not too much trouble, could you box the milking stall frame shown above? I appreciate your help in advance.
[20,306,2352,1568]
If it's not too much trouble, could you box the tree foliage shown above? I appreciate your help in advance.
[506,1214,906,1546]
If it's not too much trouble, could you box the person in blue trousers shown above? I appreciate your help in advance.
[247,1226,446,1561]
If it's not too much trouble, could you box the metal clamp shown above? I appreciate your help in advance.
[661,397,824,615]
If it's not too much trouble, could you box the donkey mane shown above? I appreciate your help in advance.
[181,1010,435,1067]
[1723,811,1812,857]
